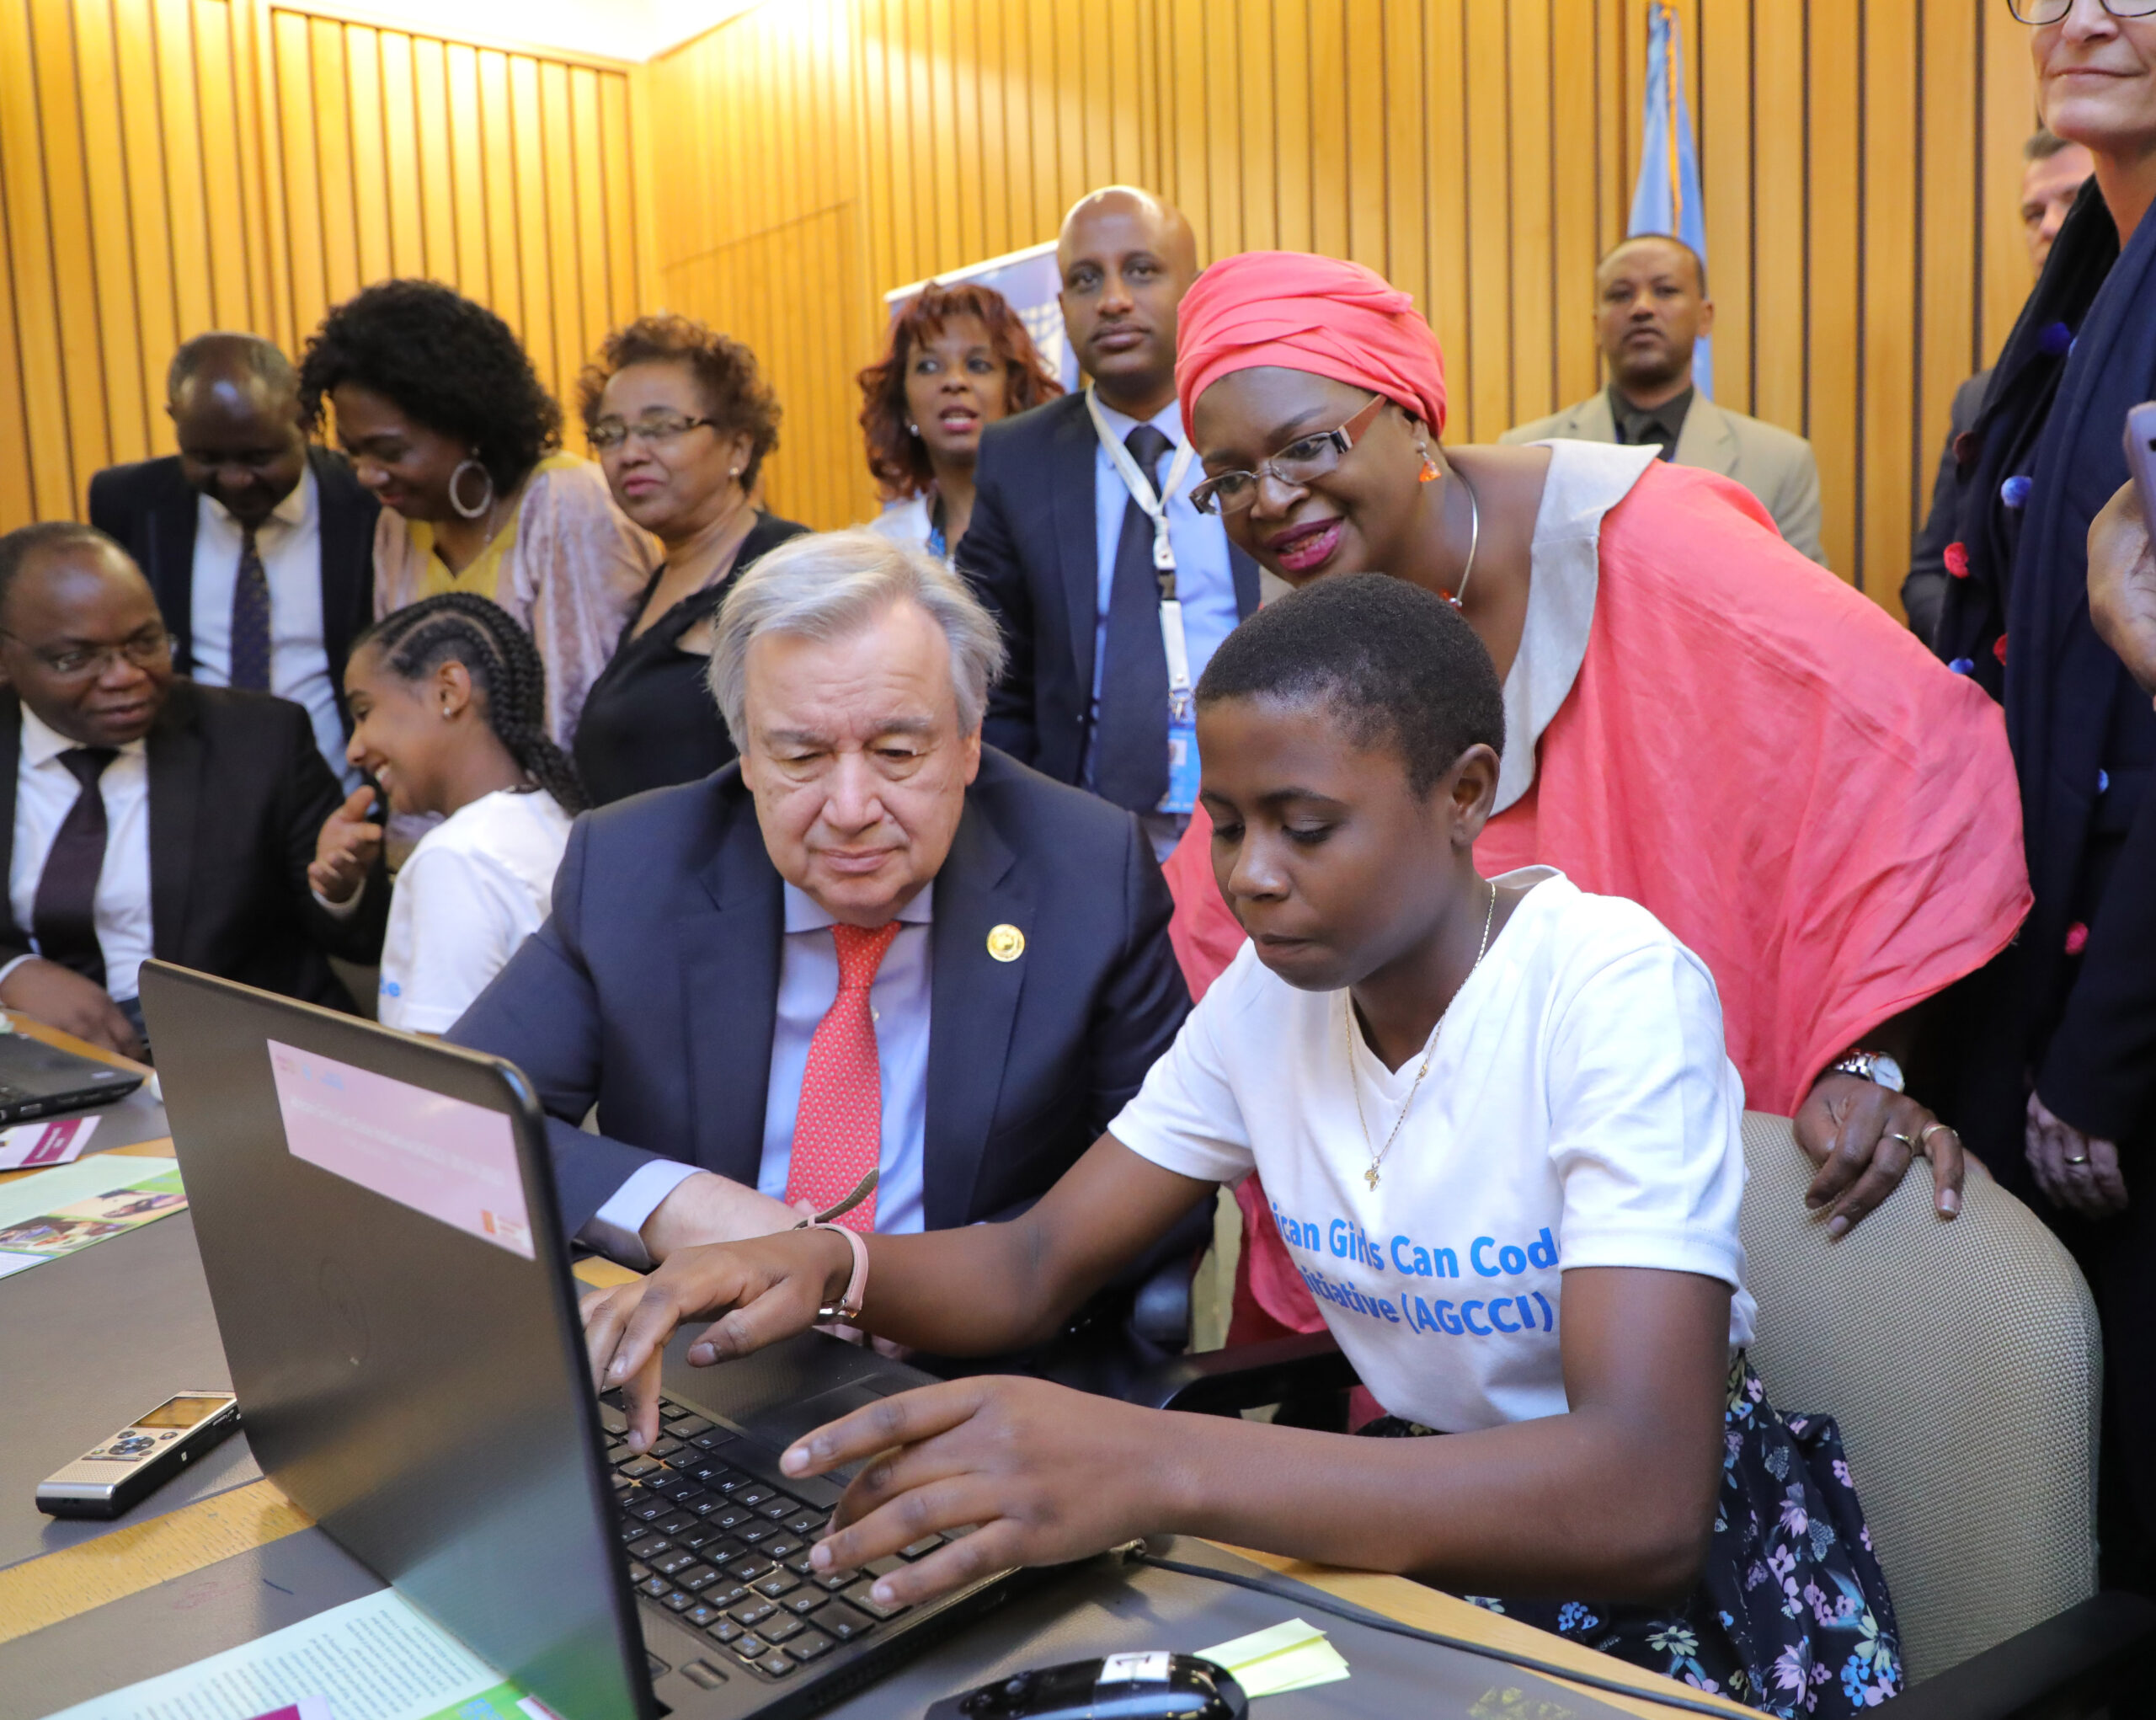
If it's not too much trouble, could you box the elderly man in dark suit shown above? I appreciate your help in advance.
[0,524,387,1058]
[88,332,377,785]
[956,188,1261,863]
[451,531,1197,1359]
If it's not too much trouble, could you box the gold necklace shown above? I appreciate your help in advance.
[1347,879,1498,1191]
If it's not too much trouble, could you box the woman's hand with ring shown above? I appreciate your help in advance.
[1796,1074,1964,1237]
[2025,1092,2129,1221]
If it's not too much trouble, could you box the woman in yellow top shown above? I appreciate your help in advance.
[298,280,655,746]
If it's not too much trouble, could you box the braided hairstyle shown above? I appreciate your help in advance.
[355,592,588,815]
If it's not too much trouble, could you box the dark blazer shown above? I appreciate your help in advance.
[449,746,1192,1239]
[956,393,1261,786]
[0,684,387,1007]
[1900,368,1989,653]
[88,447,380,734]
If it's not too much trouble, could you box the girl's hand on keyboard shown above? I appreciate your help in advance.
[579,1228,860,1451]
[781,1377,1177,1610]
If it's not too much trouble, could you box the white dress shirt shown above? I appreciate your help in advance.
[3,708,153,1000]
[577,884,936,1267]
[189,467,357,788]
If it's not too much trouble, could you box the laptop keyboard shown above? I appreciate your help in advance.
[601,1391,950,1684]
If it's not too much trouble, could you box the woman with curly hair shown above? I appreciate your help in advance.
[858,281,1062,558]
[309,592,584,1034]
[298,280,654,745]
[573,315,808,804]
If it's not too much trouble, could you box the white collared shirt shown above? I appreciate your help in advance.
[3,707,154,1001]
[189,467,356,787]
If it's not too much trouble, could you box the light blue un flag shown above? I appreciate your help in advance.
[1627,0,1710,398]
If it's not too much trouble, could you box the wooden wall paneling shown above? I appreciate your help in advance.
[115,0,179,451]
[1747,0,1804,444]
[444,44,490,303]
[568,68,610,386]
[1049,0,1086,216]
[1021,0,1058,244]
[1382,0,1425,312]
[1200,0,1242,259]
[538,59,584,404]
[75,0,153,467]
[1460,0,1509,443]
[1271,0,1311,254]
[1506,0,1556,429]
[509,52,553,390]
[1103,0,1143,187]
[377,33,425,279]
[0,0,56,521]
[1806,0,1859,581]
[409,37,454,284]
[343,25,392,286]
[1918,0,1980,487]
[271,10,323,346]
[185,0,253,334]
[951,0,988,265]
[1228,0,1273,255]
[156,0,212,343]
[888,0,926,284]
[30,0,114,494]
[306,18,360,306]
[476,50,520,336]
[973,0,1011,257]
[1305,0,1346,264]
[1164,0,1209,248]
[1343,0,1385,275]
[1593,0,1626,265]
[1695,0,1750,414]
[1420,0,1469,430]
[1860,0,1917,617]
[228,0,280,345]
[601,68,640,325]
[1981,8,2037,364]
[925,0,961,271]
[1550,0,1598,409]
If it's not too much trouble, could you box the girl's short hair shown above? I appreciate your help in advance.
[856,282,1064,499]
[577,314,782,491]
[354,593,588,815]
[1196,573,1505,797]
[707,529,1006,745]
[297,280,561,492]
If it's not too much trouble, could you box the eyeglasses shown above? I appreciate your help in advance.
[0,628,175,678]
[587,412,717,451]
[1188,394,1390,517]
[2009,0,2156,22]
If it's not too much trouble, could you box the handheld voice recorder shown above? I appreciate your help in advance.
[35,1391,241,1518]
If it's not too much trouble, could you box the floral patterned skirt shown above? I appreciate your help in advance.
[1359,1354,1903,1715]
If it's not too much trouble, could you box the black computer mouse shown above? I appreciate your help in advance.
[926,1652,1249,1720]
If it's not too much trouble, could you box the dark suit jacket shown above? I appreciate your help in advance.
[0,684,387,1008]
[449,747,1193,1239]
[1901,369,1990,652]
[955,393,1261,786]
[87,447,379,734]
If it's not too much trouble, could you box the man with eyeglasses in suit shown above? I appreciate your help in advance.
[0,524,386,1056]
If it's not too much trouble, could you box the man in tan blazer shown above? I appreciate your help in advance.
[1502,234,1826,566]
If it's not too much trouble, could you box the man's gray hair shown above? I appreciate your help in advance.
[707,528,1007,745]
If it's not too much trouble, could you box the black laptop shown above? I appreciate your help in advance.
[0,1028,142,1123]
[141,959,1025,1720]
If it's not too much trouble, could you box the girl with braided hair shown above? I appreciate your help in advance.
[310,592,583,1034]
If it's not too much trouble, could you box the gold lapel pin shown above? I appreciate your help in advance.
[986,923,1025,963]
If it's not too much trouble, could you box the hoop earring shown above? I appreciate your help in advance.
[449,457,495,520]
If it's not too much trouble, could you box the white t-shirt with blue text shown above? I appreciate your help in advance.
[1111,868,1754,1434]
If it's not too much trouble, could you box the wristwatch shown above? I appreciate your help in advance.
[1831,1050,1905,1093]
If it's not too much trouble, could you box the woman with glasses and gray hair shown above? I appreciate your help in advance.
[573,315,809,805]
[1935,0,2156,1589]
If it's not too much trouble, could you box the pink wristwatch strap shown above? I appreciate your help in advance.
[803,1221,869,1322]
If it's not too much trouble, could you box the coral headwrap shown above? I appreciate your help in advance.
[1174,251,1448,441]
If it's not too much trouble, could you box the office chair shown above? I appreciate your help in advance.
[1130,1112,2156,1717]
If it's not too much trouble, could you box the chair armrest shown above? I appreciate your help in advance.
[1123,1333,1359,1414]
[1886,1592,2156,1720]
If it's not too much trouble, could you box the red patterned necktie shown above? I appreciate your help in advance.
[784,921,902,1232]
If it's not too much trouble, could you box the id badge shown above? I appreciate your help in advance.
[1160,708,1201,815]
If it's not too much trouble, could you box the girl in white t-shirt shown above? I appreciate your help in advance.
[309,592,580,1034]
[580,575,1900,1714]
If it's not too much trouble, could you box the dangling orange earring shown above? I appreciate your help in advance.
[1417,443,1440,483]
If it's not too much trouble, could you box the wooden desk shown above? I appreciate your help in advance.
[0,1118,1749,1718]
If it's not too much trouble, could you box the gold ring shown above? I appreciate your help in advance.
[1883,1131,1916,1150]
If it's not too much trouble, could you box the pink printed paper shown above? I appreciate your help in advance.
[267,1040,534,1259]
[0,1115,99,1171]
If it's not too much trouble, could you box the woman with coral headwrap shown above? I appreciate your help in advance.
[1166,253,2030,1352]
